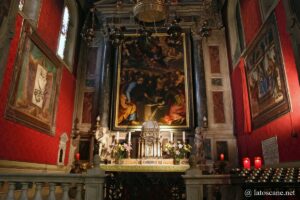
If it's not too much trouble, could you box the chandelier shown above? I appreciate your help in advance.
[82,0,220,46]
[81,8,96,46]
[133,0,167,23]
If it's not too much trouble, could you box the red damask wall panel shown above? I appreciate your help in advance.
[232,0,300,165]
[37,0,63,52]
[0,0,75,165]
[239,0,262,45]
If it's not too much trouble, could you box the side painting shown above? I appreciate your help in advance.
[113,33,192,130]
[5,22,61,134]
[245,13,290,129]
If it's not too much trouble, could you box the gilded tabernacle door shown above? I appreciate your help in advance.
[112,32,193,131]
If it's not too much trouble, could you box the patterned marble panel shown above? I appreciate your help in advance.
[209,46,220,74]
[212,91,225,123]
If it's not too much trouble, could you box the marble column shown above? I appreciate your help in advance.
[191,33,208,127]
[94,36,112,127]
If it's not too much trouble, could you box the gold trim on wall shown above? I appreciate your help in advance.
[0,160,68,174]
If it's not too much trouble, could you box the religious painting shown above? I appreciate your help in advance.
[244,13,290,129]
[112,32,193,130]
[5,22,62,135]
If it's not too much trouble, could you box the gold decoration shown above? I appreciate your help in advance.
[133,0,167,23]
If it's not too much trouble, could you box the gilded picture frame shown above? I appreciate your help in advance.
[5,21,62,135]
[111,32,193,130]
[244,13,290,129]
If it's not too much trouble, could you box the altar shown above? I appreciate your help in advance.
[100,157,189,172]
[93,120,192,173]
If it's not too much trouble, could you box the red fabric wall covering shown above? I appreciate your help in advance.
[0,0,75,165]
[232,0,300,165]
[240,0,262,46]
[37,0,63,52]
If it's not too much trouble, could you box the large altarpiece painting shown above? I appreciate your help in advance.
[244,13,290,129]
[112,33,193,130]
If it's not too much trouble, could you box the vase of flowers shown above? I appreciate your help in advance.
[112,143,132,164]
[164,141,192,164]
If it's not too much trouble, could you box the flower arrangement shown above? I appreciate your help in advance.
[163,141,192,160]
[112,143,132,160]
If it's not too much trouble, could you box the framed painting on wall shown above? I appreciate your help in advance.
[5,21,62,135]
[244,13,290,129]
[112,32,193,130]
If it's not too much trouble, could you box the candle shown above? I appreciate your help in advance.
[243,157,251,169]
[203,116,208,128]
[170,131,173,143]
[96,115,100,121]
[128,132,131,144]
[75,153,80,161]
[254,157,262,169]
[182,131,185,143]
[220,153,224,161]
[116,131,120,142]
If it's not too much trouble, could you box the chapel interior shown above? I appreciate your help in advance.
[0,0,300,199]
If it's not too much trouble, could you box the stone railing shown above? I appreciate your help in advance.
[0,166,106,200]
[182,168,243,200]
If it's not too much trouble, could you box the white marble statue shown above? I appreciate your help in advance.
[95,127,111,160]
[194,127,206,164]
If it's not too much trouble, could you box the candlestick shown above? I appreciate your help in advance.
[116,131,120,142]
[243,157,251,169]
[170,131,173,143]
[182,131,185,143]
[75,153,80,161]
[128,132,131,144]
[254,156,262,169]
[220,153,224,161]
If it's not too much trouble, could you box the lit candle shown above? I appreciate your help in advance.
[75,153,80,161]
[170,131,173,143]
[254,157,262,169]
[116,131,120,142]
[182,131,185,143]
[128,132,131,144]
[96,115,100,121]
[220,153,224,161]
[243,157,251,169]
